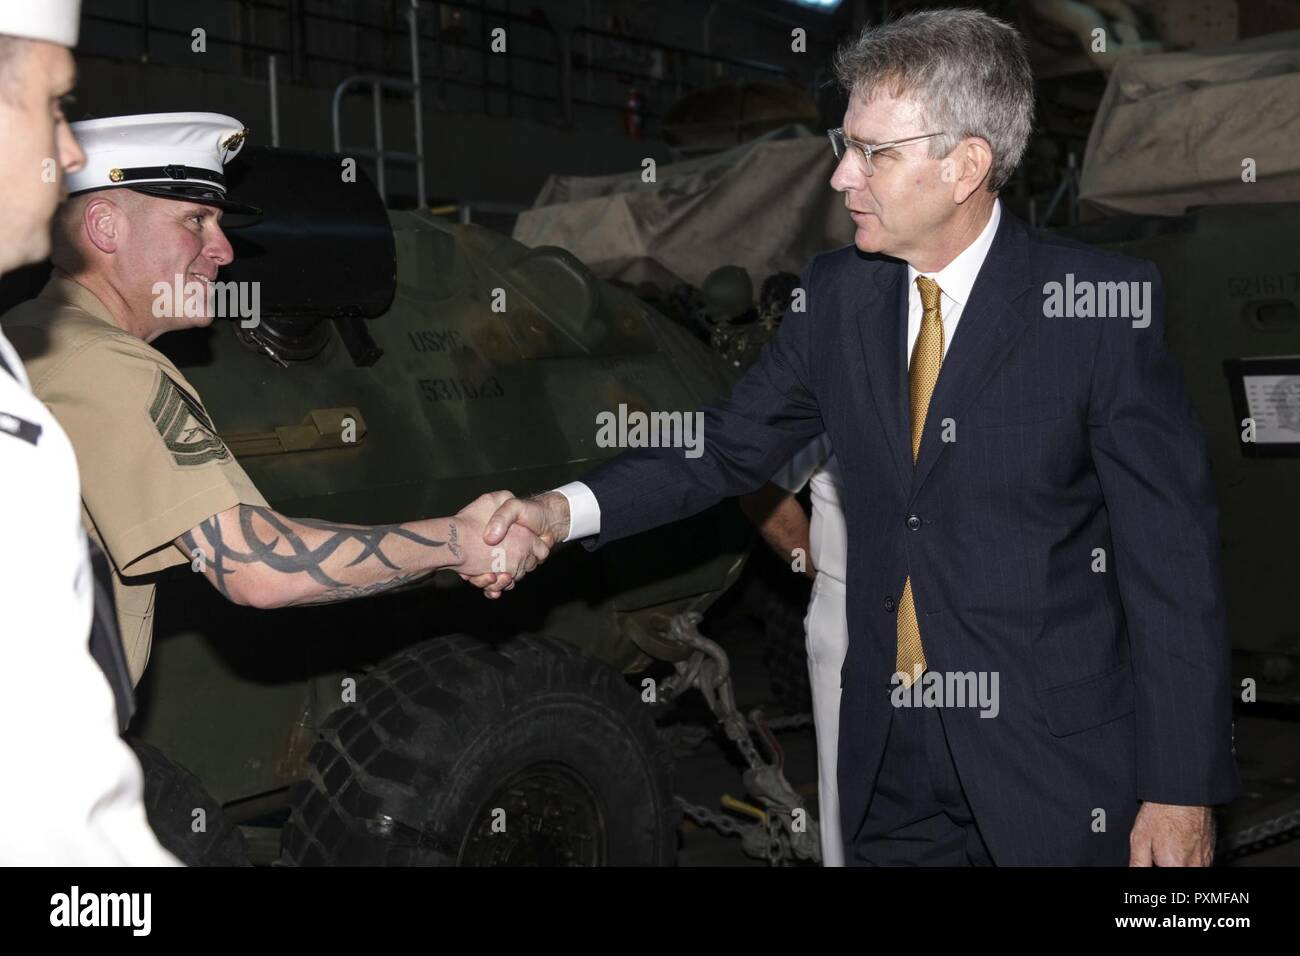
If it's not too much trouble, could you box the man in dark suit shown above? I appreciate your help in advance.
[477,7,1239,865]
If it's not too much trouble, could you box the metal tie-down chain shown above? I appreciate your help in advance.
[657,614,1300,866]
[656,612,821,866]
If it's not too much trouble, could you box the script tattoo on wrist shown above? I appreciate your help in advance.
[181,505,451,603]
[447,520,462,561]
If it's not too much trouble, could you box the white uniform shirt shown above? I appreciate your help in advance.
[556,200,1004,540]
[0,329,179,865]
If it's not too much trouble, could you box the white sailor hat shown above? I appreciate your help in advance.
[66,112,261,216]
[0,0,80,47]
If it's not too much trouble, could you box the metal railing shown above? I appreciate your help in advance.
[330,1,426,208]
[79,0,829,208]
[568,23,794,120]
[81,0,821,129]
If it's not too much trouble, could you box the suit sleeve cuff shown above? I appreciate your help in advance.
[553,481,600,543]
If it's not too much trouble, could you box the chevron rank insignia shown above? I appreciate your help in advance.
[149,370,230,466]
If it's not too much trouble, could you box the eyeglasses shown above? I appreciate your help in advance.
[827,128,945,176]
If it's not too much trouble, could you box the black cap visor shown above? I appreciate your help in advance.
[69,183,261,227]
[127,183,262,225]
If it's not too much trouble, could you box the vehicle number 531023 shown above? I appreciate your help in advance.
[418,377,506,401]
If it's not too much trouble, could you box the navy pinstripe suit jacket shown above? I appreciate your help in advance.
[578,206,1240,865]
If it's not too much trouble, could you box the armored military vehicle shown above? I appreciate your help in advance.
[1055,203,1300,707]
[93,147,818,866]
[1056,29,1300,706]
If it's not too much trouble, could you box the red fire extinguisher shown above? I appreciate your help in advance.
[624,88,643,139]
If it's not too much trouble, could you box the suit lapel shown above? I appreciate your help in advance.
[910,208,1036,498]
[852,255,911,491]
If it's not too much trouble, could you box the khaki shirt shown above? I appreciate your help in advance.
[3,276,267,684]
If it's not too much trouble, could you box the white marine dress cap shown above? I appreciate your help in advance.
[66,112,261,216]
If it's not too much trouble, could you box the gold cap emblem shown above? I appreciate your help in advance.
[221,128,249,151]
[108,167,124,183]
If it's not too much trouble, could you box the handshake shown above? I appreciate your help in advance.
[450,491,573,598]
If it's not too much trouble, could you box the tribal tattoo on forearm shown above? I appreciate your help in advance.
[180,505,453,604]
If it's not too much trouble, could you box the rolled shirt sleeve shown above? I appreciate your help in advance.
[38,334,267,576]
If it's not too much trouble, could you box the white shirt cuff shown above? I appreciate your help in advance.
[553,481,601,542]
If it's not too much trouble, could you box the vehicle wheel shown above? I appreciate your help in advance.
[280,634,676,866]
[126,737,250,866]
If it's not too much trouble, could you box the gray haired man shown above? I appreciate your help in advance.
[483,8,1237,866]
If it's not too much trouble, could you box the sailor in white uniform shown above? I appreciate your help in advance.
[764,434,849,866]
[0,0,178,865]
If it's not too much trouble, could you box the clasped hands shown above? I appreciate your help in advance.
[452,491,570,597]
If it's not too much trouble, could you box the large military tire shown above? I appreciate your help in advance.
[280,635,676,866]
[126,738,250,866]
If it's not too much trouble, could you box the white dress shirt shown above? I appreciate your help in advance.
[556,200,1003,541]
[0,329,180,866]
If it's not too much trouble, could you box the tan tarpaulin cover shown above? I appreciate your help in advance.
[512,132,855,289]
[1080,30,1300,217]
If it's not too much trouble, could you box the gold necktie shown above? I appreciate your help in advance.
[896,276,944,685]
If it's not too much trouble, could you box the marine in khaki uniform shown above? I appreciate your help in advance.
[3,113,547,686]
[8,274,267,680]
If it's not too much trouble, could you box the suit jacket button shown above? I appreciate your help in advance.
[907,514,922,531]
[884,596,896,612]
